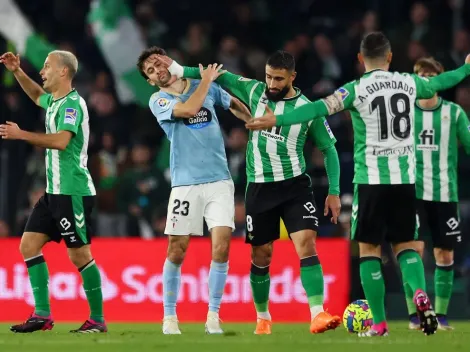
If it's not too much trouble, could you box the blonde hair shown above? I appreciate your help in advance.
[49,50,78,78]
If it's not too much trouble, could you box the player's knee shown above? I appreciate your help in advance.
[19,235,43,259]
[434,248,454,265]
[167,237,188,265]
[251,245,272,267]
[68,246,93,268]
[212,241,230,262]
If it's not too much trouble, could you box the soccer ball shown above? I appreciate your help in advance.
[342,299,374,333]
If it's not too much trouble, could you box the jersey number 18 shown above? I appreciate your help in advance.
[370,93,411,141]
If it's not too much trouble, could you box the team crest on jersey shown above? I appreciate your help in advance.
[183,107,212,129]
[64,108,77,125]
[157,97,171,110]
[335,87,349,101]
[324,120,334,138]
[467,124,470,132]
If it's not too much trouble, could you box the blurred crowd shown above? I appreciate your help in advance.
[1,0,470,260]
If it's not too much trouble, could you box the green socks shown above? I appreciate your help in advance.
[403,281,416,315]
[250,263,270,319]
[435,263,454,315]
[26,254,50,317]
[79,260,104,323]
[360,257,386,324]
[398,249,426,293]
[300,256,324,309]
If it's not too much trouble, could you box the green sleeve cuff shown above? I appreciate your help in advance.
[322,145,340,195]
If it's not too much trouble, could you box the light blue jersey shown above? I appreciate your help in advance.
[150,79,232,187]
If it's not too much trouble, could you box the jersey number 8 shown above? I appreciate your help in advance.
[370,93,411,141]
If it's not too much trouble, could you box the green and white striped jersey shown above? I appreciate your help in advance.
[244,86,335,183]
[329,70,437,185]
[39,90,96,196]
[181,68,336,182]
[415,98,470,202]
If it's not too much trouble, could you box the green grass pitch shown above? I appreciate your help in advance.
[1,322,469,352]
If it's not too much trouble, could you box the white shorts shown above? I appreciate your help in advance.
[165,179,235,236]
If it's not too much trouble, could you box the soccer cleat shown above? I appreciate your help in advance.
[413,290,438,335]
[437,315,454,330]
[358,322,389,337]
[162,315,181,335]
[408,315,421,330]
[10,313,54,333]
[310,311,341,334]
[70,319,107,333]
[254,318,272,335]
[205,313,223,334]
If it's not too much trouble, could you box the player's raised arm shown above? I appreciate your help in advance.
[161,55,257,106]
[414,55,470,99]
[246,83,355,130]
[456,105,470,154]
[0,52,46,107]
[172,64,225,118]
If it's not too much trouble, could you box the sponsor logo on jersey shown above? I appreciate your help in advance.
[417,129,438,151]
[183,107,212,129]
[324,120,334,138]
[336,87,349,101]
[238,77,252,82]
[260,130,285,142]
[372,145,414,156]
[467,124,470,132]
[64,108,77,125]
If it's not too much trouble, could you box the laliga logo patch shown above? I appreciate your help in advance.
[157,97,171,110]
[184,107,212,129]
[324,120,334,138]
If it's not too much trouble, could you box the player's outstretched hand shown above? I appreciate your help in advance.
[465,54,470,65]
[155,54,173,68]
[199,63,225,82]
[0,121,23,140]
[245,106,276,130]
[0,52,20,72]
[324,194,341,224]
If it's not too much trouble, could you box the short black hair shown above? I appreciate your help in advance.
[360,32,391,60]
[266,50,295,71]
[137,46,167,79]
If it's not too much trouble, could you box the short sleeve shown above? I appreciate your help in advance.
[38,94,52,110]
[308,117,337,151]
[149,94,178,123]
[210,83,231,110]
[57,97,82,135]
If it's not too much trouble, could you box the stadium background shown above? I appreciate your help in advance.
[0,0,469,321]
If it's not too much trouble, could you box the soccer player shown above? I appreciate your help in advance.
[245,32,470,336]
[136,47,251,335]
[0,51,106,333]
[405,57,470,331]
[158,50,342,334]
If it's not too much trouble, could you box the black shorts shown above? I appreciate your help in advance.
[416,200,461,250]
[245,174,319,246]
[351,184,417,245]
[24,193,95,248]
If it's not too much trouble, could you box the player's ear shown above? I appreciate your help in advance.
[291,70,297,82]
[387,52,393,64]
[147,79,155,86]
[357,53,364,65]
